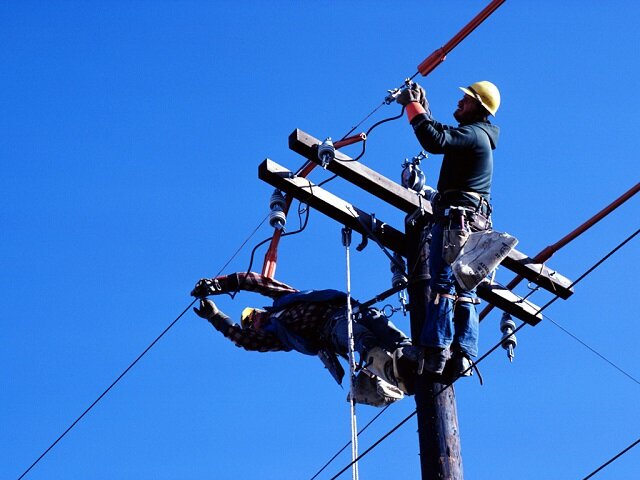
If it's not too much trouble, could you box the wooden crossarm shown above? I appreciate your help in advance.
[288,128,574,299]
[260,158,546,326]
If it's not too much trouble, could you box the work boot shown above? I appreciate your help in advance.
[364,347,402,392]
[391,346,420,395]
[420,347,448,375]
[444,350,474,380]
[348,371,404,407]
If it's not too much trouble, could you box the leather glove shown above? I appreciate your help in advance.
[193,298,220,319]
[194,299,233,333]
[396,82,429,110]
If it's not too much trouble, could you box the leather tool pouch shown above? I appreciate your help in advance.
[443,228,469,265]
[468,211,491,232]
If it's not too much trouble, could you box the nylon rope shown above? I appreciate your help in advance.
[308,405,391,480]
[325,227,639,480]
[342,227,359,480]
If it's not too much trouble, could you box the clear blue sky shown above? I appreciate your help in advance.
[2,1,639,479]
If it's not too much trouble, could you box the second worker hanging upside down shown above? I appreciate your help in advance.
[191,272,421,404]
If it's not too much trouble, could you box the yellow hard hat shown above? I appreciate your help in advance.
[241,307,266,328]
[459,81,500,116]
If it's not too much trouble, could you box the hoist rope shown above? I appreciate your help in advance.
[309,405,392,480]
[15,215,277,480]
[342,228,359,480]
[323,227,639,480]
[345,206,407,275]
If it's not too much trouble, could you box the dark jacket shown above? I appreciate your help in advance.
[410,114,500,209]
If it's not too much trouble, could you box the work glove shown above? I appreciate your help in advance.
[193,299,233,333]
[396,82,429,110]
[190,274,239,298]
[193,298,220,319]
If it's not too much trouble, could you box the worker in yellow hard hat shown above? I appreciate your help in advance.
[396,79,501,379]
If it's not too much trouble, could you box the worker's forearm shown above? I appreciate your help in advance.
[207,311,234,336]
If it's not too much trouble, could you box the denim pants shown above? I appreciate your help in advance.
[325,307,411,358]
[419,221,479,357]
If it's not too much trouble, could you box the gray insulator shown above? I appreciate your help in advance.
[392,271,407,287]
[318,137,335,167]
[391,253,408,287]
[270,189,286,211]
[269,207,286,230]
[500,313,517,349]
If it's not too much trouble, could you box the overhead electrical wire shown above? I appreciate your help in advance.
[321,227,639,480]
[581,437,640,480]
[314,107,407,191]
[230,199,311,299]
[213,212,270,276]
[16,300,197,480]
[15,216,274,480]
[309,405,392,480]
[543,313,640,386]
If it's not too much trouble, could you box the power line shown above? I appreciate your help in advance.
[16,299,197,480]
[581,438,640,480]
[544,313,640,386]
[15,217,272,480]
[326,227,639,479]
[213,213,269,277]
[309,404,392,480]
[534,227,639,315]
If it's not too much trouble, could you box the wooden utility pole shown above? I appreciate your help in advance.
[406,215,463,479]
[259,129,575,478]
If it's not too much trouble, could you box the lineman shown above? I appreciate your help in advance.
[397,80,501,378]
[191,272,420,403]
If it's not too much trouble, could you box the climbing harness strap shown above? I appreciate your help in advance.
[433,292,481,305]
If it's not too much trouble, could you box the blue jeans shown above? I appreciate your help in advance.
[419,221,479,357]
[326,307,411,358]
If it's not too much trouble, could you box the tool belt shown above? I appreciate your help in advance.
[441,206,491,232]
[435,192,493,265]
[433,190,491,230]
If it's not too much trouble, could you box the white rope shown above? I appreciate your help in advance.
[342,227,359,480]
